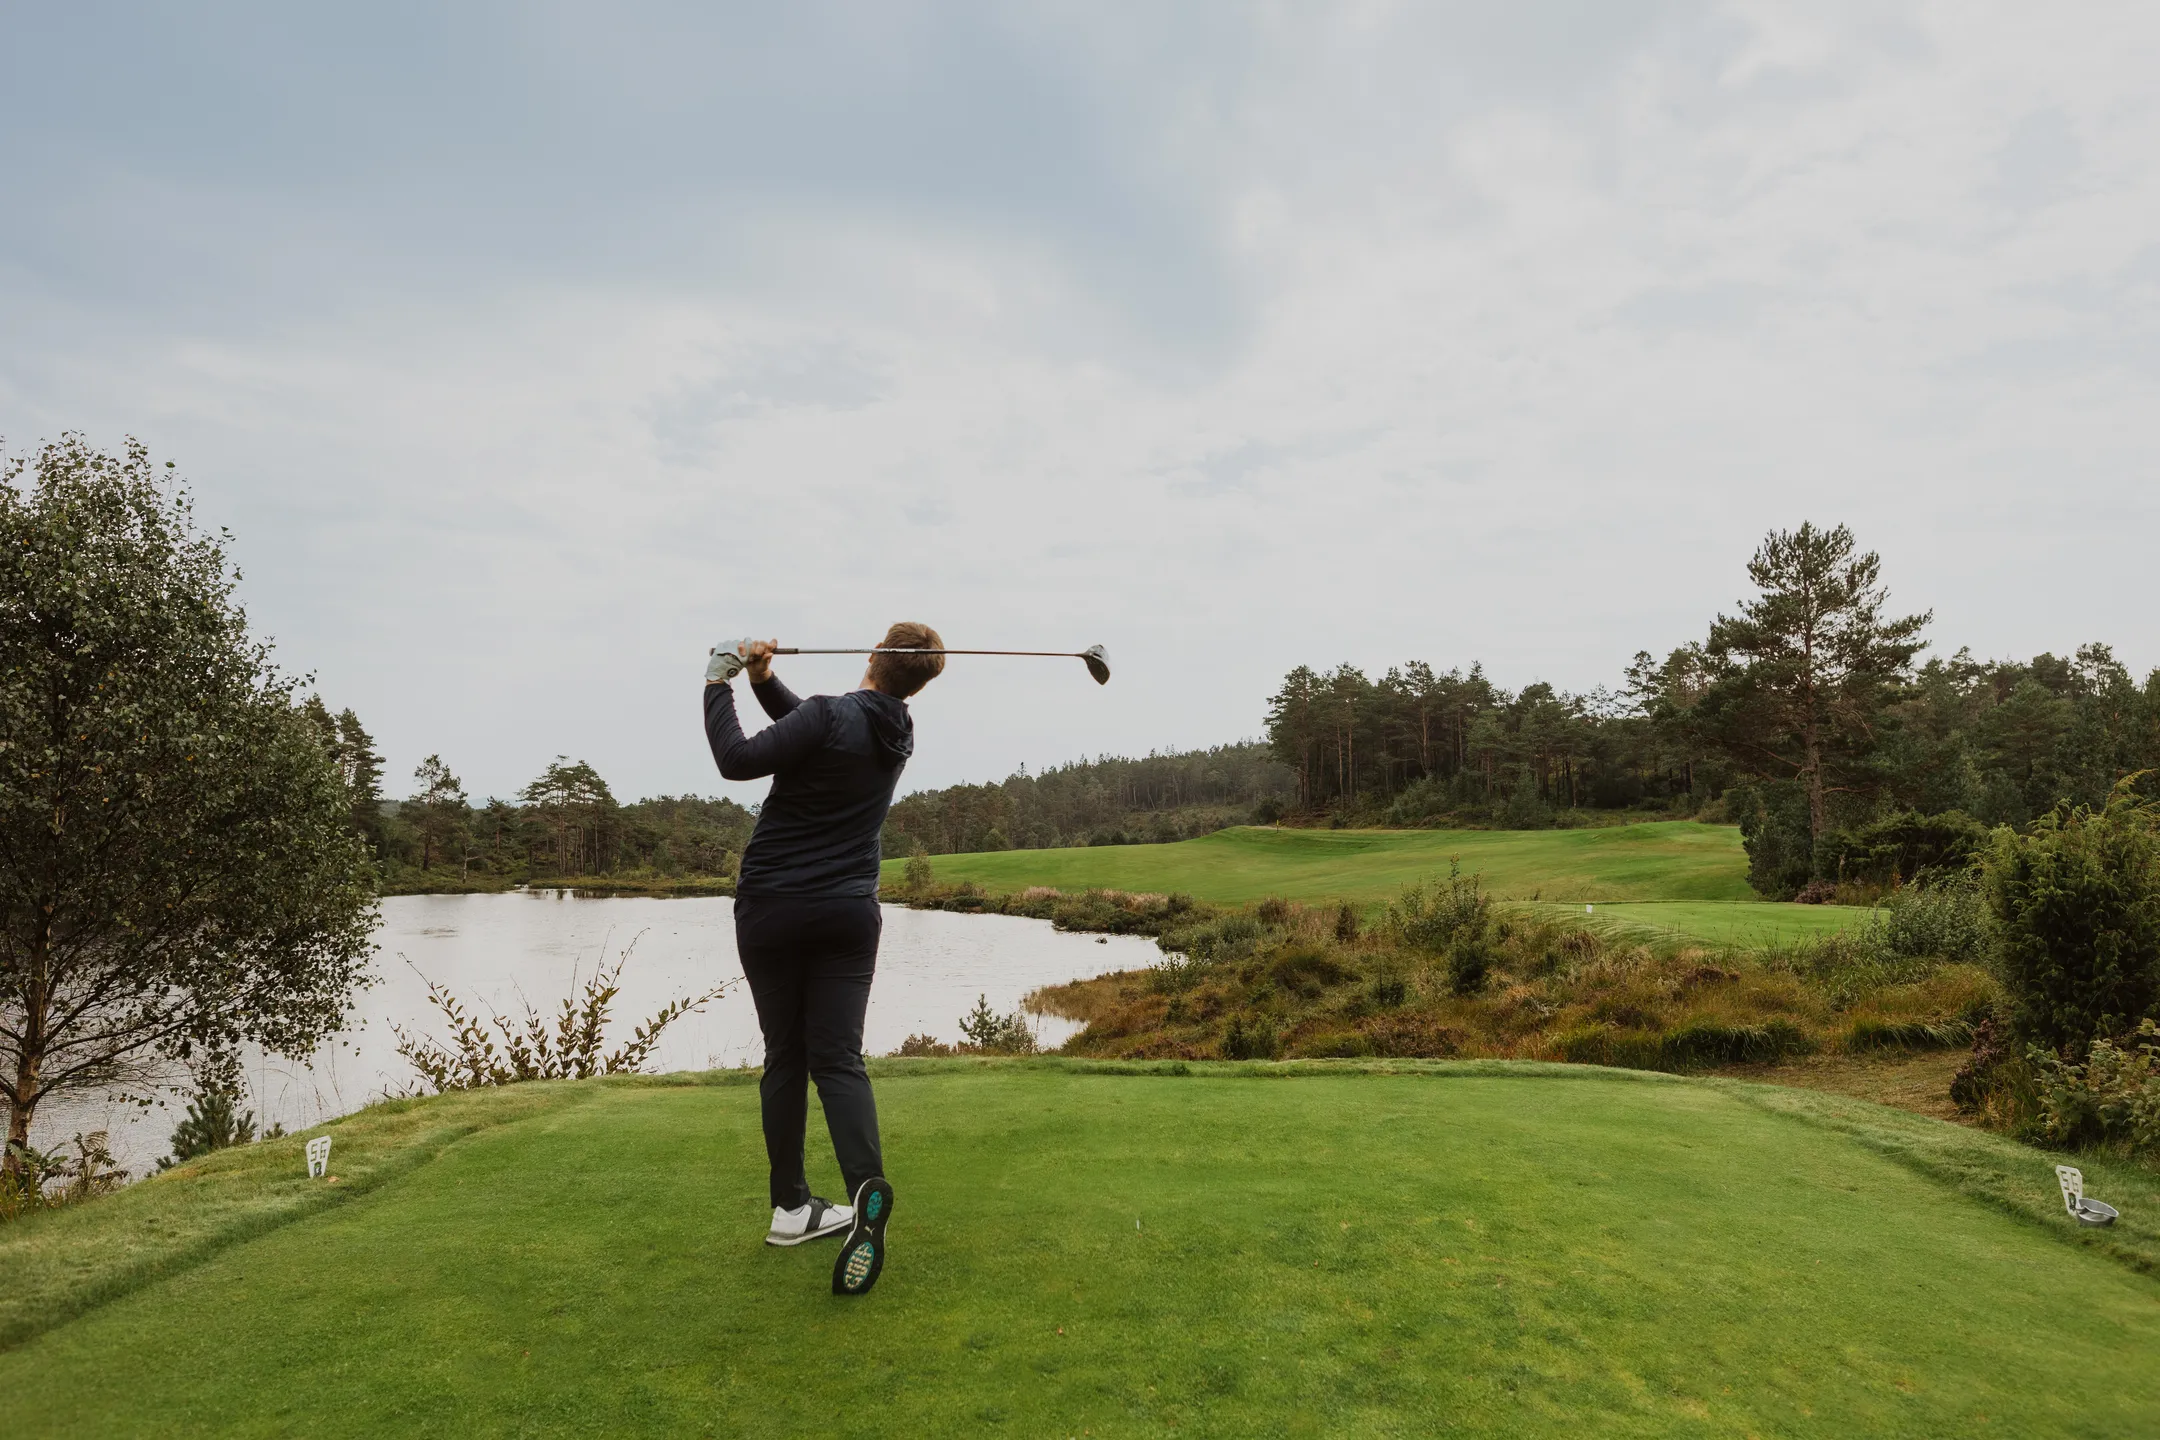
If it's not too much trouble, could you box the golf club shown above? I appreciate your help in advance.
[720,641,1112,685]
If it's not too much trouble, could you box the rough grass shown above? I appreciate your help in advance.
[3,1064,2158,1437]
[1032,893,1994,1075]
[881,823,1875,947]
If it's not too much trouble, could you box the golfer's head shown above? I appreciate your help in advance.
[865,621,945,698]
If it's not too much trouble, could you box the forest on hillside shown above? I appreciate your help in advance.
[877,744,1296,856]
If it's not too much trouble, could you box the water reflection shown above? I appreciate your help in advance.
[35,892,1154,1176]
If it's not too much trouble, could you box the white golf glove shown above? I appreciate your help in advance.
[705,639,752,684]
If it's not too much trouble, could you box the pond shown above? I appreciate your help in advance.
[34,893,1156,1179]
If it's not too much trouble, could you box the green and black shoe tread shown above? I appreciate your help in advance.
[832,1176,893,1297]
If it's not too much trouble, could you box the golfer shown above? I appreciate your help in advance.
[703,623,944,1297]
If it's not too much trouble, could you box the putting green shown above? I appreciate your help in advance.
[885,823,1872,947]
[4,1066,2157,1436]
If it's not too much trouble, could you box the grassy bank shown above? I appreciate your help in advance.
[880,823,1874,948]
[524,873,735,897]
[375,866,520,896]
[3,1064,2156,1436]
[378,871,736,898]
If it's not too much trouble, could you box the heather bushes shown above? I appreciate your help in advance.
[1026,874,1994,1072]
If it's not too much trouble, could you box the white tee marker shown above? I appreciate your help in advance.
[306,1136,332,1179]
[2057,1164,2119,1226]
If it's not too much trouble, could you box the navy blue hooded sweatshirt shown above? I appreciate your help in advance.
[704,676,914,897]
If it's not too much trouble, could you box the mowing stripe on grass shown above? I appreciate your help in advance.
[0,1080,602,1353]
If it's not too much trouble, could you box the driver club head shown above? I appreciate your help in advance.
[1081,645,1111,685]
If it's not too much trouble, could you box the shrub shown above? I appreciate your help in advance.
[161,1076,271,1170]
[1385,862,1491,954]
[1769,929,1947,1007]
[1735,781,1814,899]
[1147,951,1210,994]
[1867,878,1989,965]
[903,849,935,893]
[1159,912,1265,965]
[1267,944,1355,997]
[1,1131,128,1222]
[956,994,1039,1054]
[1334,903,1360,942]
[1821,809,1990,888]
[1444,936,1496,995]
[393,940,730,1091]
[2028,1021,2160,1154]
[1220,1014,1279,1060]
[1382,775,1452,827]
[1500,787,1554,830]
[1949,1014,2031,1119]
[1983,787,2160,1058]
[1041,888,1184,935]
[1368,976,1407,1009]
[1793,880,1838,905]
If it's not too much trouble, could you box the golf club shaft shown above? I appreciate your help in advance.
[774,648,1083,658]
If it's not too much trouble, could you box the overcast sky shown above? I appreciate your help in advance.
[4,3,2156,804]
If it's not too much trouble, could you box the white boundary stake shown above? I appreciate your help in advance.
[2056,1164,2119,1227]
[306,1136,332,1179]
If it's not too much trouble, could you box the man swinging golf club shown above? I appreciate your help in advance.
[703,623,944,1297]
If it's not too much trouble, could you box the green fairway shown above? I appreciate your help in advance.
[884,822,1872,946]
[1516,900,1877,948]
[885,821,1759,902]
[6,1065,2159,1437]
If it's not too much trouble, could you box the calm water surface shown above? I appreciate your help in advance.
[37,892,1155,1176]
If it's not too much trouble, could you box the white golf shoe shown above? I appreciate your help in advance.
[766,1197,852,1247]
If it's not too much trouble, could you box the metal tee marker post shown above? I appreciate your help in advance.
[713,640,1112,686]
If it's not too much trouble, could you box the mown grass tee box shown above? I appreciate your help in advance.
[5,1064,2158,1437]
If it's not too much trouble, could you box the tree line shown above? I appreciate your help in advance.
[296,708,756,885]
[1264,523,2160,897]
[879,744,1298,856]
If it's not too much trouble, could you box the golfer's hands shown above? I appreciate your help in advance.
[743,639,778,685]
[706,639,750,685]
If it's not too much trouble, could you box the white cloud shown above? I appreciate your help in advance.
[3,2,2157,803]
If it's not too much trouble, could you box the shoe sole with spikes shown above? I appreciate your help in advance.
[832,1176,894,1297]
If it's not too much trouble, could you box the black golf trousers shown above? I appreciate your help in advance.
[733,894,885,1210]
